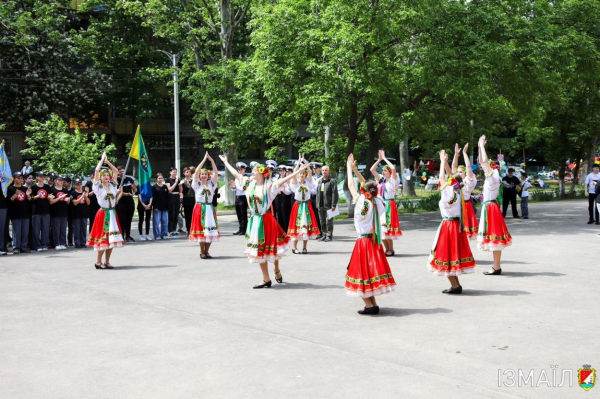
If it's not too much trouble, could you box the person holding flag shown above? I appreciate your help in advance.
[0,140,13,255]
[126,126,153,239]
[344,154,396,315]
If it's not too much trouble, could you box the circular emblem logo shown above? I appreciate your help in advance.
[16,191,26,201]
[38,189,47,199]
[57,192,67,201]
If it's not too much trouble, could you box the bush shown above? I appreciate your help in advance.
[529,189,556,202]
[399,199,418,213]
[418,191,441,212]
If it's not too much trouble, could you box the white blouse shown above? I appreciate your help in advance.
[93,183,118,209]
[483,169,501,202]
[462,176,477,200]
[193,180,216,204]
[290,180,315,202]
[353,194,386,236]
[378,177,399,200]
[438,185,462,218]
[245,181,281,215]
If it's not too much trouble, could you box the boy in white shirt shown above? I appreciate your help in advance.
[520,172,532,219]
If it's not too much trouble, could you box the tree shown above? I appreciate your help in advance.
[22,114,116,176]
[0,0,105,130]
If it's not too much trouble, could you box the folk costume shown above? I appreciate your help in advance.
[345,188,396,297]
[477,163,512,251]
[244,166,291,263]
[429,178,476,276]
[87,180,124,250]
[377,176,402,239]
[287,180,320,240]
[189,178,220,243]
[458,166,479,240]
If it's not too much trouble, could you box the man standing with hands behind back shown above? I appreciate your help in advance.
[316,165,338,242]
[585,164,600,224]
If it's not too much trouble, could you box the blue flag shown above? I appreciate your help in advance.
[0,143,13,196]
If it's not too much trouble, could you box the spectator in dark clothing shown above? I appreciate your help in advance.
[502,168,521,218]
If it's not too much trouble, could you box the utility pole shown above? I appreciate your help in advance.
[158,50,182,177]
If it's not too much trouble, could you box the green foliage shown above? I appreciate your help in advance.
[399,199,418,214]
[418,192,442,212]
[22,114,116,176]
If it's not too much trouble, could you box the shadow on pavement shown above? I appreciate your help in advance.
[113,265,177,270]
[379,307,453,317]
[476,260,532,265]
[463,289,531,296]
[501,271,566,277]
[274,282,343,290]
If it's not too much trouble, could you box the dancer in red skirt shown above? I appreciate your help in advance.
[221,155,303,288]
[450,143,478,239]
[430,150,476,294]
[477,135,512,275]
[345,154,396,315]
[281,155,320,253]
[370,150,402,256]
[189,152,220,258]
[87,152,124,269]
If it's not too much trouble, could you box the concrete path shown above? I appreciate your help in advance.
[0,200,598,398]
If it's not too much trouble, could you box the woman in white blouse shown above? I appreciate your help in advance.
[370,150,402,256]
[450,143,479,240]
[283,157,320,253]
[344,154,396,315]
[189,152,220,259]
[429,150,476,294]
[477,135,512,275]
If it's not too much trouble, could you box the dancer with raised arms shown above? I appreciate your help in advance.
[370,150,402,256]
[477,135,512,274]
[189,152,220,258]
[87,152,124,269]
[345,153,396,315]
[450,143,478,239]
[221,155,306,288]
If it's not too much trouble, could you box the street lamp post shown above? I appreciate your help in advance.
[158,50,182,177]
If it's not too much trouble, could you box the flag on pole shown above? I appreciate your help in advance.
[129,126,153,203]
[0,143,13,196]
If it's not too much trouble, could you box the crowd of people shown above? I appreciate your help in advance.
[1,135,521,314]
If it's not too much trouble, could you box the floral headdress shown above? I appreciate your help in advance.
[255,164,270,178]
[456,165,466,174]
[382,165,392,172]
[359,182,373,200]
[199,168,211,178]
[99,169,112,177]
[488,160,500,170]
[447,177,460,189]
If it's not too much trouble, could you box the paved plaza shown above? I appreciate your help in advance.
[0,200,598,398]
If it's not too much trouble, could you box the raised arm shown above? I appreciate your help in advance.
[219,154,243,181]
[462,143,474,180]
[478,135,492,174]
[451,143,460,174]
[347,154,359,198]
[93,154,104,184]
[103,155,119,184]
[207,154,218,184]
[275,163,310,188]
[381,150,398,180]
[370,150,383,180]
[439,149,448,184]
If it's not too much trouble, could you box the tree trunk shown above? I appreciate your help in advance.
[557,160,566,198]
[399,136,416,196]
[569,158,581,195]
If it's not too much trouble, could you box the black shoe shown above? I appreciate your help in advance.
[95,263,102,269]
[233,231,242,236]
[588,221,594,224]
[274,269,283,284]
[253,280,272,289]
[357,306,378,315]
[523,217,529,219]
[483,268,502,275]
[68,243,75,247]
[442,286,463,294]
[323,237,331,242]
[315,235,323,240]
[21,249,31,253]
[12,249,20,254]
[596,222,600,225]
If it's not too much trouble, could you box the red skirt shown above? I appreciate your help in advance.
[429,219,476,276]
[245,211,292,263]
[477,201,512,251]
[189,203,220,242]
[345,237,396,297]
[383,199,402,239]
[86,208,124,251]
[463,201,479,240]
[287,201,320,240]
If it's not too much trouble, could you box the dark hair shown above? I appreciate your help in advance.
[156,172,163,178]
[169,167,177,172]
[183,167,190,173]
[508,168,515,173]
[594,164,600,169]
[363,181,378,197]
[521,172,528,178]
[117,165,124,170]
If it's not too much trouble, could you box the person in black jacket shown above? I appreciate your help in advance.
[502,168,521,218]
